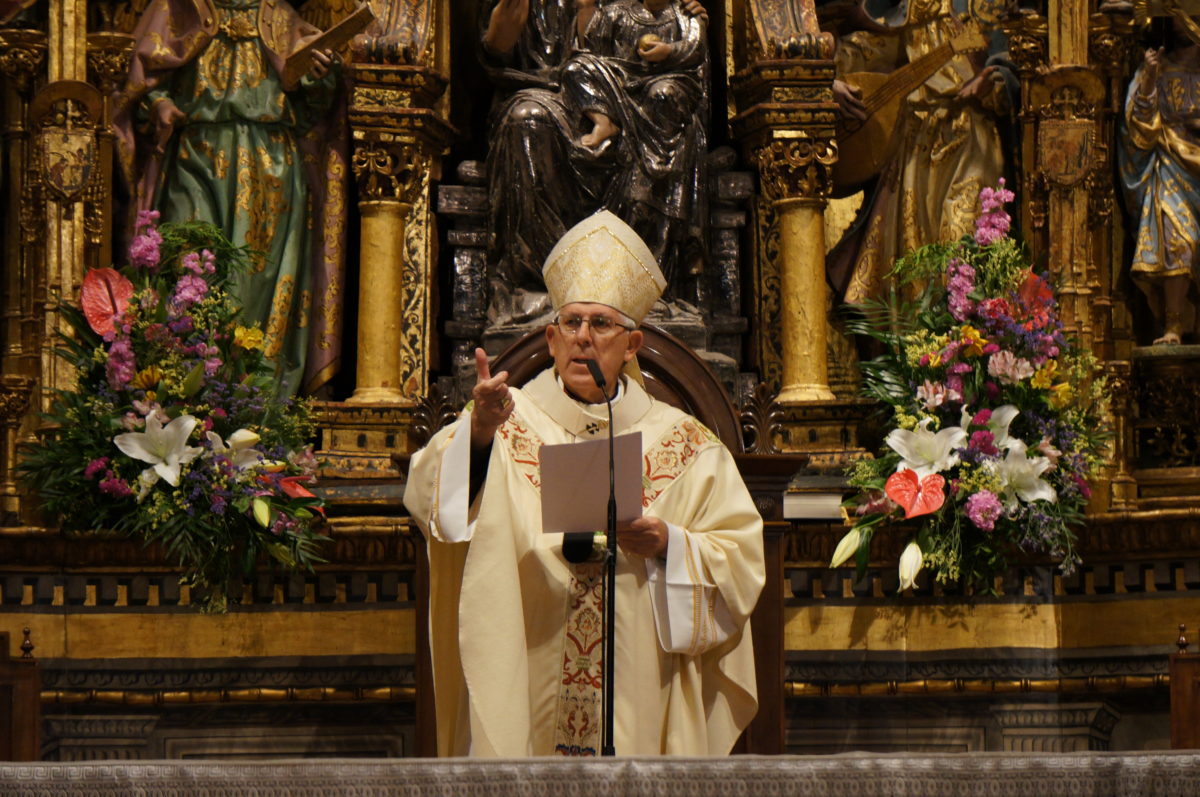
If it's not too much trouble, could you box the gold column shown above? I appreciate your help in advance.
[40,0,88,405]
[729,3,837,405]
[349,198,413,403]
[0,32,46,380]
[774,192,834,403]
[734,72,839,405]
[345,39,451,404]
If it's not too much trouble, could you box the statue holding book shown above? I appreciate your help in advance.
[113,0,361,395]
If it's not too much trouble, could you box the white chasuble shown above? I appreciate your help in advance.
[404,368,764,757]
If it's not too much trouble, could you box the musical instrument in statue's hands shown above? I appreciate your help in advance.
[833,18,989,192]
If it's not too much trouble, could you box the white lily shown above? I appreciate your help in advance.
[885,419,967,478]
[830,528,862,568]
[960,404,1021,451]
[994,443,1057,510]
[206,428,263,470]
[898,541,923,591]
[113,414,202,488]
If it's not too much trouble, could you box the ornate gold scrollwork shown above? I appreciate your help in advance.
[350,134,423,204]
[0,30,46,94]
[752,136,838,203]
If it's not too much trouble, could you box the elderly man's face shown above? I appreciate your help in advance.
[546,302,643,402]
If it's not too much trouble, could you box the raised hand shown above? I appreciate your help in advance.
[470,347,513,450]
[483,0,530,56]
[680,0,707,25]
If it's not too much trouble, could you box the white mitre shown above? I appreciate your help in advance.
[542,210,666,324]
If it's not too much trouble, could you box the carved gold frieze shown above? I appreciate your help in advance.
[42,685,416,706]
[787,676,1167,698]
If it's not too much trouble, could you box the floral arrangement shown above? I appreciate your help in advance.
[832,181,1107,593]
[19,214,325,612]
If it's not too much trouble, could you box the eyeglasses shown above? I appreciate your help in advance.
[554,314,634,338]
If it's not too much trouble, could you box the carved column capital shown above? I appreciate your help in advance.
[0,29,47,95]
[0,375,33,423]
[751,136,838,204]
[351,131,424,206]
[85,32,135,96]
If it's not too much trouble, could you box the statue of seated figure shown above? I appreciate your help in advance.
[480,0,710,326]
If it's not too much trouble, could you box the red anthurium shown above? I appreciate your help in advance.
[81,268,135,336]
[280,476,324,515]
[885,469,946,519]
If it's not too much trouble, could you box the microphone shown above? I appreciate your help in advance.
[585,358,619,756]
[562,360,611,564]
[584,359,606,391]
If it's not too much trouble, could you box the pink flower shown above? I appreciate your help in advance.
[988,350,1035,384]
[1036,436,1062,468]
[84,457,110,479]
[916,379,948,410]
[945,375,964,403]
[984,381,1000,399]
[128,213,163,270]
[106,337,137,391]
[971,409,993,427]
[965,490,1003,532]
[98,476,133,498]
[204,357,222,376]
[172,274,208,309]
[969,430,999,457]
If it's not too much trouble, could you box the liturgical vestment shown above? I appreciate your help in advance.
[404,368,764,756]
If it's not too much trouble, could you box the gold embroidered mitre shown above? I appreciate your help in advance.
[542,210,666,324]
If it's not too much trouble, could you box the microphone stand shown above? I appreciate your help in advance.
[585,360,618,757]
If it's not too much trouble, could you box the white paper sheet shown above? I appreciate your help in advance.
[539,432,642,534]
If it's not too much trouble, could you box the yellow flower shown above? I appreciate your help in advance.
[1031,360,1058,390]
[959,325,987,357]
[129,366,163,390]
[234,325,264,350]
[1048,382,1072,409]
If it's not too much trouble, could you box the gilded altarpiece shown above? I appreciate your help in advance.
[3,0,1200,762]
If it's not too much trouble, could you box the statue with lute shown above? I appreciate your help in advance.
[823,0,1016,306]
[832,17,989,192]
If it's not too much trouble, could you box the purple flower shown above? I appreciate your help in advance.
[98,475,133,498]
[106,337,137,391]
[128,214,163,270]
[172,274,209,309]
[168,315,194,335]
[211,494,227,516]
[204,357,223,376]
[965,490,1003,532]
[946,259,977,321]
[84,457,110,479]
[974,180,1015,247]
[181,252,202,275]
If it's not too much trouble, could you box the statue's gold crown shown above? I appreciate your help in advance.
[542,210,666,324]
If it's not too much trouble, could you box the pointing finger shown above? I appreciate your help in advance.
[475,347,492,382]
